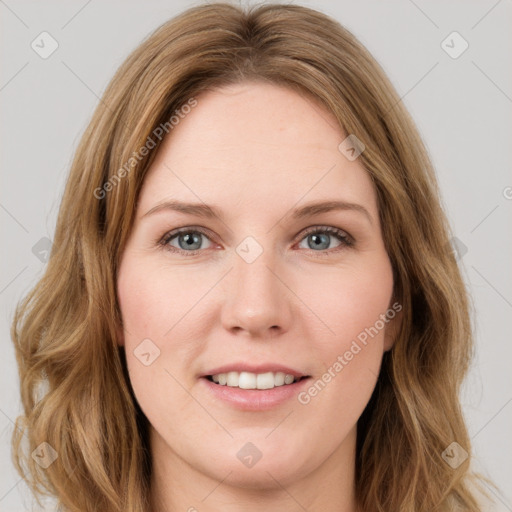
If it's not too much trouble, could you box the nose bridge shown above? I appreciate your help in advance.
[221,236,292,335]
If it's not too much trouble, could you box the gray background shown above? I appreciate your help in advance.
[1,0,511,510]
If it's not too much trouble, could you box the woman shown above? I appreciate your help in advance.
[11,2,492,511]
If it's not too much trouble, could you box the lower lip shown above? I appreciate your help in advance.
[200,377,312,411]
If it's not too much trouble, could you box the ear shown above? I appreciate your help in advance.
[383,301,403,352]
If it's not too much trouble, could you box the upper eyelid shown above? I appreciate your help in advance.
[300,225,350,237]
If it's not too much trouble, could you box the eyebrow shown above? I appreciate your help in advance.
[142,199,373,225]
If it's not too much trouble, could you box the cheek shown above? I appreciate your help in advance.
[116,257,210,413]
[302,257,394,349]
[296,257,393,410]
[117,263,179,429]
[117,259,200,341]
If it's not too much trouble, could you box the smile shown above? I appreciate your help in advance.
[207,371,307,390]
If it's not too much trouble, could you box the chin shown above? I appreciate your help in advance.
[199,439,314,489]
[211,459,306,490]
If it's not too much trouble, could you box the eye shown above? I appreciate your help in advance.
[158,225,353,256]
[160,228,213,255]
[296,226,353,253]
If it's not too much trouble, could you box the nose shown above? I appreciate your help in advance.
[220,245,293,338]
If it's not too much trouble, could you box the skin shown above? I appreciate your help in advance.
[116,81,399,512]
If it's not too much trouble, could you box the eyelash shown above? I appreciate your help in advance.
[157,225,354,257]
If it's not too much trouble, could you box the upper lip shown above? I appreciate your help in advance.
[201,363,309,379]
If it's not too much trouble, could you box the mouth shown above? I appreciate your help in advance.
[199,367,312,411]
[203,371,311,390]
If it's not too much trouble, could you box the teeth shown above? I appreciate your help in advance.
[227,371,239,386]
[210,371,301,390]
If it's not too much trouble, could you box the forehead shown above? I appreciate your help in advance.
[137,81,377,218]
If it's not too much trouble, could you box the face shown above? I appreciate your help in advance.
[117,81,397,490]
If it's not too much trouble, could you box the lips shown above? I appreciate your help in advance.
[200,371,312,411]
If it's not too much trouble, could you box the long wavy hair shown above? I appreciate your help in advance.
[11,2,491,511]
